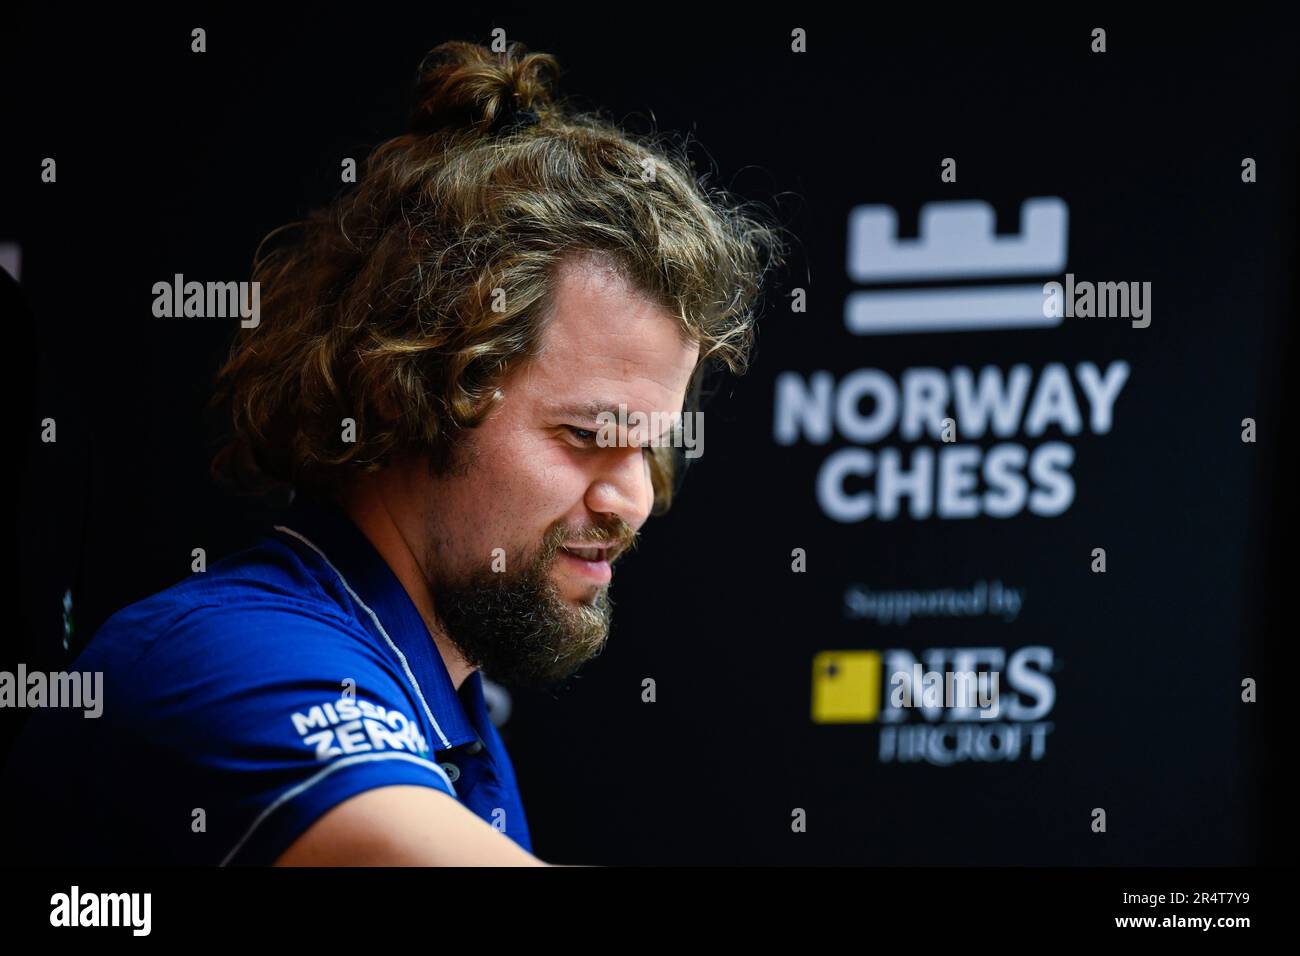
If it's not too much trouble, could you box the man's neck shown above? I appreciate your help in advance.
[338,489,476,692]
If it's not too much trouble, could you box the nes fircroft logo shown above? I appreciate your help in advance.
[811,646,1057,766]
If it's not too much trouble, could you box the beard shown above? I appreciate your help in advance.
[429,522,622,691]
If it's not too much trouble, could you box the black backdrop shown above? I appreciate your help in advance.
[2,9,1294,865]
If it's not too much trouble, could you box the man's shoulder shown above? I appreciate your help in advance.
[53,532,426,767]
[2,530,452,866]
[78,533,373,679]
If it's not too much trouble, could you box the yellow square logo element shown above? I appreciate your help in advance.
[811,651,881,723]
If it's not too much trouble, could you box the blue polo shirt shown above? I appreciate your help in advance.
[0,494,533,865]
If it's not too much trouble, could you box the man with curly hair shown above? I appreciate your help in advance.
[1,40,781,866]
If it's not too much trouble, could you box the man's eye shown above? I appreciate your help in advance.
[567,426,597,444]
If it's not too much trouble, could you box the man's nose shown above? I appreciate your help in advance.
[585,446,653,531]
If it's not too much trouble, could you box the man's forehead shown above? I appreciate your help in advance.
[524,337,700,413]
[541,263,675,346]
[521,256,700,404]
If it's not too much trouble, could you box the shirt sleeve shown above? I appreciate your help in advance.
[126,602,458,866]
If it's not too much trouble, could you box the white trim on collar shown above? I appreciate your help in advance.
[273,524,454,751]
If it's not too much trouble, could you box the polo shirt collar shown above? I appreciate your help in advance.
[272,492,480,753]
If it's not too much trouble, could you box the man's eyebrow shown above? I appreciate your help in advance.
[543,400,625,423]
[544,399,683,445]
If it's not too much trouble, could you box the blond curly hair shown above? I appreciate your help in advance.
[210,40,785,514]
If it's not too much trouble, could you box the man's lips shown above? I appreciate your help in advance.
[559,542,621,563]
[557,545,615,584]
[561,546,611,561]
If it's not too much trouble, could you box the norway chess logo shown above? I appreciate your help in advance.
[845,197,1069,335]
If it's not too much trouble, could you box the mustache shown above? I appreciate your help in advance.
[548,520,639,559]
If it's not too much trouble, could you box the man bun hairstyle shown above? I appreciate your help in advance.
[408,41,558,136]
